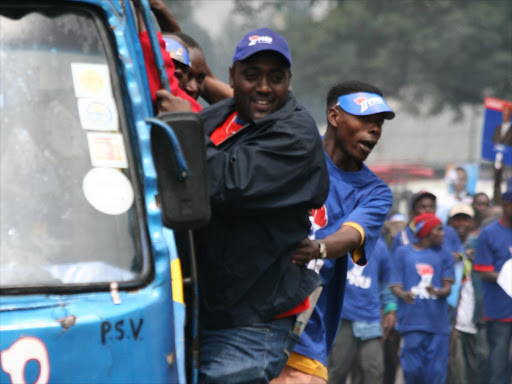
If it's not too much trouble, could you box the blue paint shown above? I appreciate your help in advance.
[0,1,187,383]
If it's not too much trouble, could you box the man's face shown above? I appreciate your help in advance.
[327,107,385,163]
[173,61,190,91]
[448,214,474,241]
[428,224,445,246]
[454,169,467,194]
[185,47,206,100]
[472,194,490,216]
[503,106,511,122]
[229,51,291,121]
[503,200,512,222]
[413,197,436,215]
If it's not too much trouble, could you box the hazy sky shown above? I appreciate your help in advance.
[192,1,234,38]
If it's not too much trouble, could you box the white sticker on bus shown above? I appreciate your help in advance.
[1,336,50,384]
[82,167,134,215]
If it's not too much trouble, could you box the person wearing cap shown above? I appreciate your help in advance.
[386,192,463,383]
[134,3,203,113]
[391,191,464,257]
[326,237,397,384]
[473,177,512,384]
[271,80,394,383]
[161,35,192,89]
[448,204,476,246]
[447,204,489,384]
[194,28,328,383]
[390,213,455,384]
[146,0,234,104]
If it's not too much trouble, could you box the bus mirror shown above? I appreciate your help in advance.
[149,112,210,230]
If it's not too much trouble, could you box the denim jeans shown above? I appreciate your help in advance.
[485,321,512,384]
[198,317,298,384]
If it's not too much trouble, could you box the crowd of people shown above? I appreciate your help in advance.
[138,1,512,383]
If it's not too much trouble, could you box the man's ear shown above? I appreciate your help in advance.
[229,66,234,88]
[327,106,339,128]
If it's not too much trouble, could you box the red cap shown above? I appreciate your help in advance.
[413,213,442,238]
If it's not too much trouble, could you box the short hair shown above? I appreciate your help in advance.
[171,32,201,50]
[326,80,383,109]
[472,192,490,204]
[455,166,467,174]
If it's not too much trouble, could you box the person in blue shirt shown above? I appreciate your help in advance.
[385,191,464,384]
[327,237,397,384]
[390,213,455,384]
[391,190,464,257]
[271,80,394,384]
[473,177,512,384]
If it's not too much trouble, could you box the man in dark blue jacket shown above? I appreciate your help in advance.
[195,28,329,383]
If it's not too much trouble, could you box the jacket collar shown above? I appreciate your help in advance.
[201,92,297,135]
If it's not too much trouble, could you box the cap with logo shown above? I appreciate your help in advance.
[449,204,475,219]
[163,37,190,67]
[337,92,395,120]
[232,27,292,67]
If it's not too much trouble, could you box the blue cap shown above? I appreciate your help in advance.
[503,177,512,202]
[337,92,395,119]
[163,37,190,66]
[232,27,291,67]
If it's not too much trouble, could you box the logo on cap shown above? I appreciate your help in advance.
[354,96,385,113]
[248,35,273,46]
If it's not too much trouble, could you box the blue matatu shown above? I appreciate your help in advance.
[0,1,209,383]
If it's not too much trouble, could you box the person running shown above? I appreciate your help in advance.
[327,236,397,384]
[390,213,455,384]
[473,177,512,384]
[193,28,328,383]
[272,80,395,384]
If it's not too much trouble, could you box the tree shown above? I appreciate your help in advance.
[233,0,512,118]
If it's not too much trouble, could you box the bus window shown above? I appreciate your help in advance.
[0,6,148,289]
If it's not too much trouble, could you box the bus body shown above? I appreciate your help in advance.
[0,1,205,382]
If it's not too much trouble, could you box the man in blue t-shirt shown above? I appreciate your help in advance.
[271,81,394,384]
[473,177,512,384]
[386,190,464,384]
[390,213,454,384]
[327,237,397,383]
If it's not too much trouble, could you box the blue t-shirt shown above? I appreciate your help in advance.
[342,237,393,323]
[391,223,463,255]
[390,244,454,335]
[473,220,512,321]
[292,153,393,365]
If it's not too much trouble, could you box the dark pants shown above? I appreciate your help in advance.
[198,317,298,384]
[327,320,384,384]
[383,329,401,384]
[485,321,512,384]
[458,326,488,384]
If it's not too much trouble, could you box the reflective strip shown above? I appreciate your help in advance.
[343,222,366,265]
[170,258,185,304]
